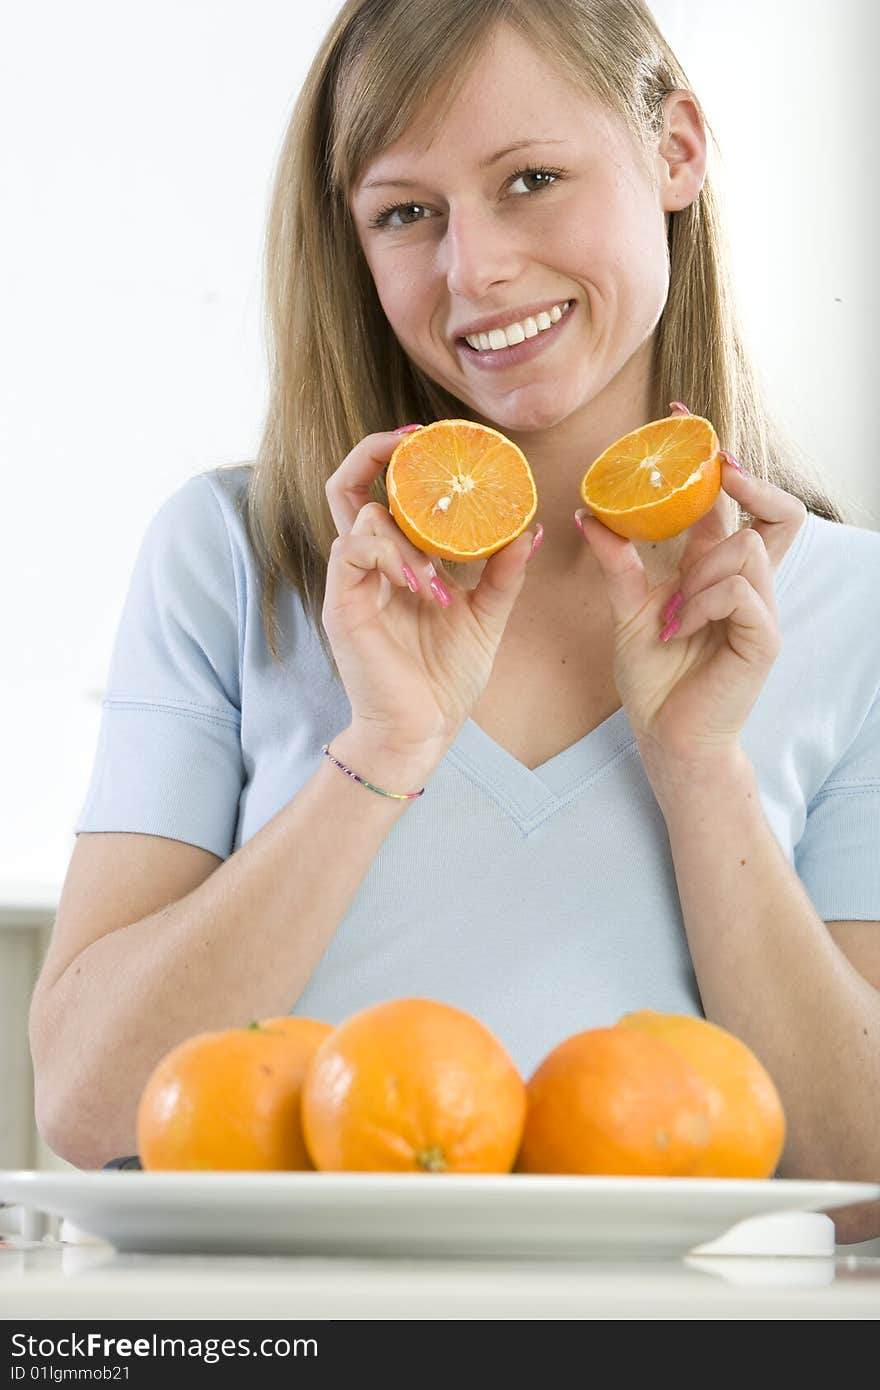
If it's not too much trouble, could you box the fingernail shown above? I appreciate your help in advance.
[669,401,691,415]
[430,578,452,607]
[659,615,682,642]
[661,590,684,625]
[574,507,589,534]
[402,562,420,593]
[721,450,743,473]
[527,522,544,560]
[392,423,424,435]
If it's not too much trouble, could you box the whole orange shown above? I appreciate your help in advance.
[137,1017,332,1170]
[617,1011,786,1178]
[301,998,526,1172]
[515,1026,711,1176]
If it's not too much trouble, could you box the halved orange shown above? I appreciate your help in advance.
[580,414,722,541]
[386,419,538,562]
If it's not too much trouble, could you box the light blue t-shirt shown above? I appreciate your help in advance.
[75,464,880,1077]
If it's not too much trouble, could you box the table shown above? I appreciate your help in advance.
[2,1238,879,1319]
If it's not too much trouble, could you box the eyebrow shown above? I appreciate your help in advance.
[360,139,568,191]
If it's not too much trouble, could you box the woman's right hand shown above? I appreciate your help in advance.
[323,427,541,762]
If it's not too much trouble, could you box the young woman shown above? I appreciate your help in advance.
[29,0,879,1238]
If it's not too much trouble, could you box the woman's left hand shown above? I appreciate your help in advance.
[576,432,807,785]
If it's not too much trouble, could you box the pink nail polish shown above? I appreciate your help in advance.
[659,615,681,642]
[527,522,544,559]
[669,401,691,415]
[721,450,743,473]
[430,578,452,607]
[392,424,424,435]
[574,508,587,534]
[661,591,684,625]
[402,562,419,593]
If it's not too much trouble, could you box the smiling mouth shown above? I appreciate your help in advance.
[459,299,574,353]
[456,299,576,367]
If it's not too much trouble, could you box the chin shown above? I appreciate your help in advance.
[479,389,581,435]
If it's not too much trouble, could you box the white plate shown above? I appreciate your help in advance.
[1,1170,876,1259]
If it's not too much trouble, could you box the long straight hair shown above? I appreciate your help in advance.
[242,0,846,671]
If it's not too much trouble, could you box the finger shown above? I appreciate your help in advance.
[718,457,808,569]
[325,430,419,538]
[350,501,452,602]
[681,469,739,562]
[575,509,651,626]
[322,531,423,627]
[668,526,777,627]
[661,572,781,669]
[466,528,536,636]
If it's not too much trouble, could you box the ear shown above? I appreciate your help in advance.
[657,90,707,214]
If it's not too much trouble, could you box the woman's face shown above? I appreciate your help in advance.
[349,23,702,435]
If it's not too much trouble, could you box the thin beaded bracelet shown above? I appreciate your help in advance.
[321,743,426,800]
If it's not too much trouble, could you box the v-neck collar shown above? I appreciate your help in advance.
[447,704,636,831]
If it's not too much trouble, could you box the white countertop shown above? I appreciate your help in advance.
[2,1239,879,1320]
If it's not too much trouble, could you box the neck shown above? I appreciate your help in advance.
[459,349,685,593]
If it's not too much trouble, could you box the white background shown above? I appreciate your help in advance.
[2,0,878,904]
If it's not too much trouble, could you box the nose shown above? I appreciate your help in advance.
[441,202,523,302]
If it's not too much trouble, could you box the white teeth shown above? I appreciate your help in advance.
[464,300,570,352]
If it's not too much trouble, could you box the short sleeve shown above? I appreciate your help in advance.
[795,684,880,921]
[75,475,245,859]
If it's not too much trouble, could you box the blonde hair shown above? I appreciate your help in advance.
[243,0,846,669]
